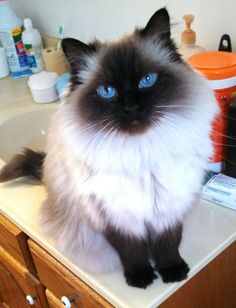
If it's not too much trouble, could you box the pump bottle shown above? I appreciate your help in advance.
[178,15,206,60]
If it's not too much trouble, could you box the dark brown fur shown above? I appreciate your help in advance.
[0,149,45,182]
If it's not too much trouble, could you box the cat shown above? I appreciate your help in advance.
[0,8,218,288]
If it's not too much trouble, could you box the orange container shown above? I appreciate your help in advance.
[189,51,236,172]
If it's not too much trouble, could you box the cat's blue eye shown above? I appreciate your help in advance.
[138,72,158,89]
[97,85,117,99]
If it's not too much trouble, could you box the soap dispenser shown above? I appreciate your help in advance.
[178,14,206,60]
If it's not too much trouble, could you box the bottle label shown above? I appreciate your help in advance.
[0,27,28,73]
[24,42,44,71]
[24,43,37,68]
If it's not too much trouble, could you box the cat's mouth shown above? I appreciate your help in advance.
[119,118,151,135]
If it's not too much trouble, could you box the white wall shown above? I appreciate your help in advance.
[9,0,236,51]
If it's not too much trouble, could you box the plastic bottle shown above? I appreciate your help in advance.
[178,15,206,60]
[189,51,236,173]
[0,0,31,78]
[0,40,9,78]
[223,97,236,178]
[22,18,44,73]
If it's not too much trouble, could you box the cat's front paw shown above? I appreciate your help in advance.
[125,265,157,288]
[157,260,190,283]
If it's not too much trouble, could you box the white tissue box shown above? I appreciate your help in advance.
[202,173,236,211]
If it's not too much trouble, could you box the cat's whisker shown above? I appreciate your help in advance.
[156,117,196,155]
[158,112,235,152]
[164,128,195,155]
[156,105,199,109]
[157,106,236,123]
[74,117,109,135]
[221,113,236,122]
[104,126,119,166]
[211,142,236,147]
[81,120,119,160]
[95,124,117,155]
[165,112,236,142]
[219,154,236,167]
[81,122,112,157]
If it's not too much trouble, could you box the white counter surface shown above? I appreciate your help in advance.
[0,77,236,308]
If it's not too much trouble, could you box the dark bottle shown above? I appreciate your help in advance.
[223,97,236,178]
[218,34,232,52]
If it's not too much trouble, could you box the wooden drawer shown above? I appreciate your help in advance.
[0,246,48,308]
[0,214,36,274]
[45,289,64,308]
[29,240,113,308]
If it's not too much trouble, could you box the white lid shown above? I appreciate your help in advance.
[28,71,59,90]
[24,18,33,29]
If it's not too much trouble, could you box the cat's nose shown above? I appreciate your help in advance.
[122,104,140,115]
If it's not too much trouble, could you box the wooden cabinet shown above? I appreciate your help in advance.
[45,289,65,308]
[0,215,36,274]
[0,215,112,308]
[0,261,33,308]
[29,240,112,308]
[0,214,48,308]
[0,247,48,308]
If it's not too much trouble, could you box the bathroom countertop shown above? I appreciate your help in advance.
[0,75,57,123]
[0,76,236,308]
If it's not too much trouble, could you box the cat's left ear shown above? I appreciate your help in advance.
[140,8,171,40]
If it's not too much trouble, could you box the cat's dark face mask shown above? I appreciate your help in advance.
[62,8,184,135]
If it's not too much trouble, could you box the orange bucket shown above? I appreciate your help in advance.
[189,51,236,172]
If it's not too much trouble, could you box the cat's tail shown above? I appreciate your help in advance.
[0,148,45,182]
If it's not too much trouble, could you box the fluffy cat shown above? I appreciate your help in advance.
[0,8,218,288]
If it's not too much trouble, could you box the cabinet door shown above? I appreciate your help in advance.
[0,261,33,308]
[0,247,48,308]
[0,214,36,274]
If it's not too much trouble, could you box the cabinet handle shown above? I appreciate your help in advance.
[61,296,74,308]
[26,295,36,305]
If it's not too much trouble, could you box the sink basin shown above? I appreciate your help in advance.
[0,107,57,162]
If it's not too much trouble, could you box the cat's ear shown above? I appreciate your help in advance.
[141,8,171,40]
[62,38,96,69]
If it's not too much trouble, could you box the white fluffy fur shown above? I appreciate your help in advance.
[41,40,218,273]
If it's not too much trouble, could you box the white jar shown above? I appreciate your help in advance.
[28,71,59,103]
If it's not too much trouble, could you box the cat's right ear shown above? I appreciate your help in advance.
[62,38,96,70]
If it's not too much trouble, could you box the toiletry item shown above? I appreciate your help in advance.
[178,15,205,60]
[0,46,9,78]
[28,70,59,103]
[202,173,236,211]
[22,18,44,73]
[42,47,68,76]
[0,0,30,78]
[56,72,70,100]
[223,97,236,178]
[189,51,236,173]
[218,34,232,52]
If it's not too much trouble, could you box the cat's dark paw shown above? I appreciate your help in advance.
[125,265,157,288]
[157,260,190,283]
